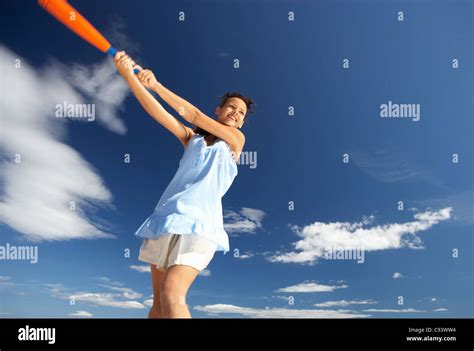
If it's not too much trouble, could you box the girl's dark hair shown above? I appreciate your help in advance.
[192,92,255,137]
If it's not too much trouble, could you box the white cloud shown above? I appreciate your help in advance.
[276,281,347,293]
[97,285,143,299]
[143,299,153,308]
[194,304,370,318]
[0,45,129,241]
[71,293,145,309]
[269,295,294,302]
[268,208,452,265]
[224,207,266,235]
[68,58,128,134]
[0,276,12,282]
[393,272,404,279]
[433,308,447,312]
[45,280,145,310]
[129,265,151,273]
[412,190,474,225]
[68,310,93,318]
[199,269,211,277]
[431,297,437,302]
[364,308,424,313]
[315,299,378,307]
[240,208,266,222]
[237,252,255,260]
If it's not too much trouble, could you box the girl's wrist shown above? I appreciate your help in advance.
[125,74,141,89]
[152,82,162,93]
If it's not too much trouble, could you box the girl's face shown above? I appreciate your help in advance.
[215,97,247,129]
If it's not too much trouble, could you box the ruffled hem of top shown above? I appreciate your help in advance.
[134,212,229,253]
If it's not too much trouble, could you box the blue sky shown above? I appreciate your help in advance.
[0,0,472,318]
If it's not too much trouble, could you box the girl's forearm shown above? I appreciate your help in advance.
[152,82,198,124]
[125,75,174,125]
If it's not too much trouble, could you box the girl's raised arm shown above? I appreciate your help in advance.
[152,81,244,152]
[114,51,193,148]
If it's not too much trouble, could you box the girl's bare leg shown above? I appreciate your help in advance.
[160,265,199,318]
[148,264,166,318]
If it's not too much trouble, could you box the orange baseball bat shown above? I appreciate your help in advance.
[38,0,139,72]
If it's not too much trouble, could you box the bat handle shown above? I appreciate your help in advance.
[107,47,140,74]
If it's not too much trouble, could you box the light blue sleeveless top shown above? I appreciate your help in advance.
[134,133,238,253]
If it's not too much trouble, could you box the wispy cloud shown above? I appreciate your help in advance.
[268,208,452,265]
[0,45,128,241]
[194,304,370,318]
[70,293,145,309]
[103,14,141,60]
[433,308,448,312]
[363,308,425,313]
[0,276,12,283]
[267,295,295,303]
[351,147,447,189]
[68,310,93,318]
[44,279,145,310]
[129,265,150,273]
[97,285,143,299]
[94,277,124,286]
[224,207,266,235]
[0,276,15,293]
[393,272,404,279]
[276,281,348,293]
[315,299,378,307]
[236,251,256,260]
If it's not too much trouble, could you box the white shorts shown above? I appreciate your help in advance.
[138,234,218,272]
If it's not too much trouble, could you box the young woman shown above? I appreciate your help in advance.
[114,51,254,318]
